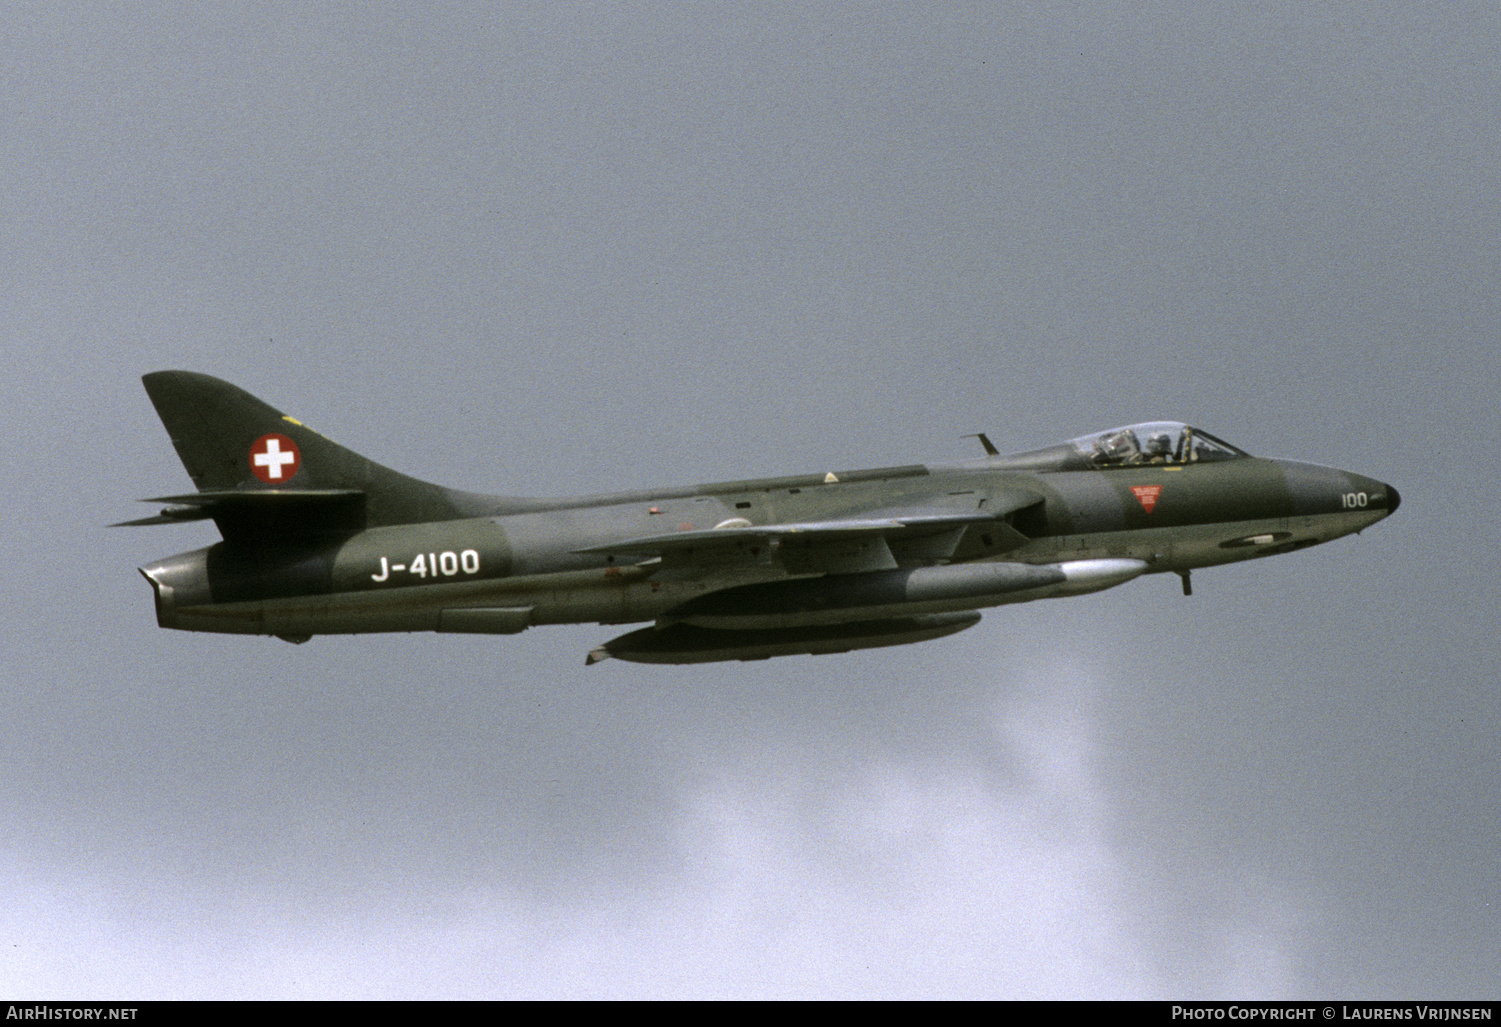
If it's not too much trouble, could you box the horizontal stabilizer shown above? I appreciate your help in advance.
[140,488,366,507]
[114,489,366,526]
[113,488,368,538]
[112,509,214,527]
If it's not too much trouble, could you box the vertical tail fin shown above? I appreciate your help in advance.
[140,371,498,531]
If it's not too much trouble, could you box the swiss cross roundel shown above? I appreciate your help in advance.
[249,433,302,483]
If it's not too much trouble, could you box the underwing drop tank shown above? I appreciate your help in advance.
[662,558,1148,631]
[587,611,983,665]
[587,559,1146,664]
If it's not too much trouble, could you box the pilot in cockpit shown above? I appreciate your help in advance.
[1143,432,1175,463]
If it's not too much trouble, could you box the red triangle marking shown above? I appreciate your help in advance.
[1130,484,1163,513]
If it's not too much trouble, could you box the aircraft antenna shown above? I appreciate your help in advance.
[964,433,1000,456]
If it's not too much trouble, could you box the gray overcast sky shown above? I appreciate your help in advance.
[3,1,1497,999]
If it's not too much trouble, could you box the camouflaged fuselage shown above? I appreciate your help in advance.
[128,373,1397,662]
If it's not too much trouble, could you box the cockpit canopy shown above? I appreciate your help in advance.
[991,422,1249,472]
[1069,422,1247,468]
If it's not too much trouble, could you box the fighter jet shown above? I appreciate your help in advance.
[120,371,1398,665]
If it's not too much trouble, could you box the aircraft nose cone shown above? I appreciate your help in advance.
[1386,484,1400,514]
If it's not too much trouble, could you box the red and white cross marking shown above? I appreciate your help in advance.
[249,433,302,483]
